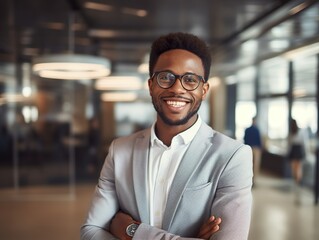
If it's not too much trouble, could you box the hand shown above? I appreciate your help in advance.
[197,216,222,239]
[110,211,138,240]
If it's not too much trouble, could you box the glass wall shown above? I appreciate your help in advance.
[258,57,289,96]
[233,2,319,186]
[234,51,318,186]
[0,62,99,199]
[235,66,257,141]
[258,97,289,154]
[292,55,318,186]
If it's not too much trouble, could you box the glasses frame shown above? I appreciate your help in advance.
[151,71,206,91]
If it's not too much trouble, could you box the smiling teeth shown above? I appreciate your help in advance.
[166,101,186,107]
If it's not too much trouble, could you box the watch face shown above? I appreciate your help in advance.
[126,223,139,237]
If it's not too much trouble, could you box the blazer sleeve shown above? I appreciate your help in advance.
[210,144,253,240]
[81,141,120,240]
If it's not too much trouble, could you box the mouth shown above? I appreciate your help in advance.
[163,96,191,112]
[166,100,187,108]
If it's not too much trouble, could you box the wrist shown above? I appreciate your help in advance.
[125,222,140,239]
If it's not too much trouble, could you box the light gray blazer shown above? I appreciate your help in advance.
[81,122,253,240]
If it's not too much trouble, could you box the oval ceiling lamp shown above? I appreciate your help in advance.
[32,11,111,80]
[32,54,111,80]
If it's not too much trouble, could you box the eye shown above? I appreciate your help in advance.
[183,74,199,84]
[158,72,175,82]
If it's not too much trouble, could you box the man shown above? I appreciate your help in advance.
[81,32,253,240]
[244,117,262,185]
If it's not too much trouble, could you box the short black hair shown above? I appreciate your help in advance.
[149,32,212,81]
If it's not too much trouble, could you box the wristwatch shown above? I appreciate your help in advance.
[126,223,139,237]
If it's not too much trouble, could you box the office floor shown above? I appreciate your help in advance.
[0,175,318,240]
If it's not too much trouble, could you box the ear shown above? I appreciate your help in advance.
[201,82,209,100]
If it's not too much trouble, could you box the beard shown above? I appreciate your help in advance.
[152,97,202,126]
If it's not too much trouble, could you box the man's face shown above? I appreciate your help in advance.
[148,49,209,127]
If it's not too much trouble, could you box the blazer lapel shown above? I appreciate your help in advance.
[162,123,214,230]
[132,129,151,224]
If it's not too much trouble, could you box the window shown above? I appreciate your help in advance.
[258,97,289,154]
[259,57,289,95]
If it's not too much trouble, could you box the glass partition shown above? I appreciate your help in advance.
[259,57,289,95]
[292,55,318,187]
[258,97,289,155]
[0,62,97,200]
[235,66,256,140]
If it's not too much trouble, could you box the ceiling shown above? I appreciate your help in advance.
[0,0,319,94]
[0,0,318,78]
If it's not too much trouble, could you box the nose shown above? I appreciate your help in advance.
[169,78,186,93]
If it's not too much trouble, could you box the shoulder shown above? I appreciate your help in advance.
[213,131,245,150]
[112,128,151,148]
[199,122,245,151]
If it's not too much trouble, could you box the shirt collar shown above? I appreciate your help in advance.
[150,115,202,147]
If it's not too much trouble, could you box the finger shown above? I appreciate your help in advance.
[198,216,221,238]
[204,217,221,235]
[212,217,222,226]
[199,225,220,239]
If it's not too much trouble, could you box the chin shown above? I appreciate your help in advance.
[160,113,196,126]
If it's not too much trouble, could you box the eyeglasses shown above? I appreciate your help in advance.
[151,71,205,91]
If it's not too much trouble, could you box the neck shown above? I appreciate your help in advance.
[155,115,198,146]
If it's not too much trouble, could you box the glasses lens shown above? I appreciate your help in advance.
[181,74,201,90]
[157,72,175,88]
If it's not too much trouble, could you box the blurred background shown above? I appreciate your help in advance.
[0,0,318,239]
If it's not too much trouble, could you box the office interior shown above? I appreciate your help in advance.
[0,0,318,239]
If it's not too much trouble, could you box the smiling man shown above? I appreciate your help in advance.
[81,32,253,240]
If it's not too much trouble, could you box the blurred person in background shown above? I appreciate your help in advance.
[288,118,308,204]
[244,117,262,186]
[81,32,253,240]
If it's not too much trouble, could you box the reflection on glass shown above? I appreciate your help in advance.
[292,100,317,133]
[259,97,288,154]
[259,57,289,95]
[293,55,317,96]
[235,101,256,140]
[235,66,257,140]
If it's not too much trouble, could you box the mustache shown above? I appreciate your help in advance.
[161,94,191,101]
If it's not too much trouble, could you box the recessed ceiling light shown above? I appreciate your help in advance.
[84,2,113,12]
[101,92,138,102]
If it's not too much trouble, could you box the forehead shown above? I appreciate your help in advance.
[154,49,204,74]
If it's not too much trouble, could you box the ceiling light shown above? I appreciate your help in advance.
[122,8,148,17]
[33,54,111,80]
[101,92,138,102]
[84,2,113,12]
[95,76,142,90]
[89,29,118,38]
[32,12,111,80]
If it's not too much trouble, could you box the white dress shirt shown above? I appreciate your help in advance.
[148,116,202,228]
